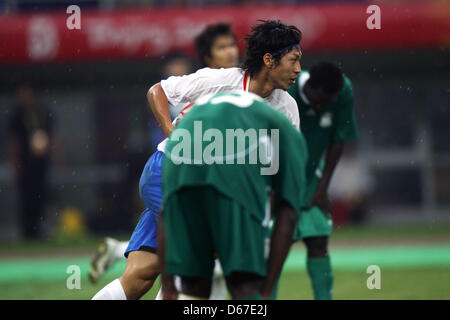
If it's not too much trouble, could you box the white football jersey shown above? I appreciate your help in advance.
[157,67,300,152]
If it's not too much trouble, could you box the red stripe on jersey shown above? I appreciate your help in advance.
[180,103,194,116]
[243,70,249,91]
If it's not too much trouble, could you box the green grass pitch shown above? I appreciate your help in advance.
[0,224,449,300]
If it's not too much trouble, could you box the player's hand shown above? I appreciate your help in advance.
[308,191,332,217]
[162,289,178,300]
[161,274,178,300]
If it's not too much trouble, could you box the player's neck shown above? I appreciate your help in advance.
[248,70,275,99]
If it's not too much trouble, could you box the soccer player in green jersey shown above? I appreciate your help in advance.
[158,91,308,300]
[287,62,358,300]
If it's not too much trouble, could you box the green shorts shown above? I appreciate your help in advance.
[293,206,333,241]
[293,173,333,241]
[164,186,270,280]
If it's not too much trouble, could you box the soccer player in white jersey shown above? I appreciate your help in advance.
[149,22,301,136]
[91,23,239,300]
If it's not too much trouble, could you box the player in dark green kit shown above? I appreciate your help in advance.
[158,91,308,300]
[288,62,358,300]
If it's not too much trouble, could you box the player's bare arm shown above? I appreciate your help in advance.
[147,83,174,137]
[309,141,344,214]
[261,200,298,299]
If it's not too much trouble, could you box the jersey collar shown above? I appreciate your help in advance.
[243,70,250,92]
[298,71,311,105]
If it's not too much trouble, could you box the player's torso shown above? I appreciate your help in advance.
[163,95,288,220]
[159,68,299,153]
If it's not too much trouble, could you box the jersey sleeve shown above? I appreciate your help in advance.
[160,68,237,107]
[271,91,300,131]
[332,76,358,142]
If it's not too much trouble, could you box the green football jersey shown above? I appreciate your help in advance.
[163,91,308,224]
[288,71,358,183]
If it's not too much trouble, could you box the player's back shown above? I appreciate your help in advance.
[163,91,308,224]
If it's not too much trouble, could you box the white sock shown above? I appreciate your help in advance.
[209,261,228,300]
[92,278,127,300]
[114,241,129,261]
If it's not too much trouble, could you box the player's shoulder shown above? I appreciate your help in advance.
[269,89,300,128]
[273,89,299,116]
[342,74,353,91]
[281,89,298,107]
[182,67,243,90]
[264,90,298,122]
[336,73,354,107]
[195,67,244,81]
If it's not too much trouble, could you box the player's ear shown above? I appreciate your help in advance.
[263,53,274,69]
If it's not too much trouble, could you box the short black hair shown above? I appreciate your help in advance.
[195,23,236,67]
[308,62,344,94]
[242,20,302,77]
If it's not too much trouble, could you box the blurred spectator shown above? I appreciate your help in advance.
[329,142,375,224]
[162,52,193,78]
[8,84,55,239]
[194,22,239,69]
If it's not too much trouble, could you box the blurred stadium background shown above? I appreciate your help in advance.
[0,0,449,299]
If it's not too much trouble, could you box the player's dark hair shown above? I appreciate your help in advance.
[308,62,344,94]
[242,20,302,77]
[195,23,236,67]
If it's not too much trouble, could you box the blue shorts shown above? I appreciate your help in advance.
[125,151,164,257]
